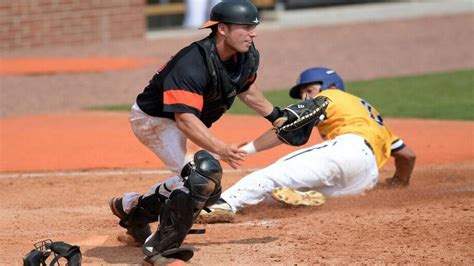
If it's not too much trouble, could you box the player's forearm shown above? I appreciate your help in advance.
[175,113,225,154]
[240,129,282,154]
[238,84,274,117]
[254,129,282,151]
[390,146,416,185]
[393,155,416,181]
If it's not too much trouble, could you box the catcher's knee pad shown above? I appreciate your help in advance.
[182,150,223,212]
[143,190,194,256]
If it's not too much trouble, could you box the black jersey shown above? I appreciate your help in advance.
[136,35,259,128]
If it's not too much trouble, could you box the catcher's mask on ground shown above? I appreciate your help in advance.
[23,239,82,266]
[199,0,260,29]
[289,67,345,99]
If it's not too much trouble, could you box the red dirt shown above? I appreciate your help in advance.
[0,113,473,264]
[0,57,159,75]
[1,113,473,172]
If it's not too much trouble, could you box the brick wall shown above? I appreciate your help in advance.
[0,0,145,51]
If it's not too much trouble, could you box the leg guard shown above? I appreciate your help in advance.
[142,150,223,257]
[143,190,194,256]
[183,150,223,217]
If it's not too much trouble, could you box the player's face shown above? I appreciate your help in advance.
[223,24,257,53]
[300,83,322,99]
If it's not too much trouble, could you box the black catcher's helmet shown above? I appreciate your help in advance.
[199,0,260,29]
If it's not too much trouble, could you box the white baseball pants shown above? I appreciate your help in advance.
[222,133,379,212]
[121,103,189,213]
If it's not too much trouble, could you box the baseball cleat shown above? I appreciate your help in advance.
[143,246,194,266]
[271,187,325,207]
[196,199,235,224]
[109,196,152,244]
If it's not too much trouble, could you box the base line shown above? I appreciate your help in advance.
[0,168,260,179]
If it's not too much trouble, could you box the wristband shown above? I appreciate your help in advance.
[240,141,257,155]
[265,107,283,123]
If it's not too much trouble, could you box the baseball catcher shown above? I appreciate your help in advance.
[110,0,334,263]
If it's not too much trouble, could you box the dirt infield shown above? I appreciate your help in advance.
[0,114,473,264]
[0,161,473,264]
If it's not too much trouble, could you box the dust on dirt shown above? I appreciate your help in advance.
[1,165,472,264]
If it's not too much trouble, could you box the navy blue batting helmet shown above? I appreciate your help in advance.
[289,67,345,99]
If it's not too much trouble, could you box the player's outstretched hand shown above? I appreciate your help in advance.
[385,176,410,187]
[218,144,247,169]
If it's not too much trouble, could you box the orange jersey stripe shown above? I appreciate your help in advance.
[245,74,256,84]
[163,90,203,111]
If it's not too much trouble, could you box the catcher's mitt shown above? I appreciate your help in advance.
[273,96,329,146]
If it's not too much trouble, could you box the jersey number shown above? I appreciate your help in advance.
[360,99,384,126]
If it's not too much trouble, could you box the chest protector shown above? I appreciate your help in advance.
[195,35,259,121]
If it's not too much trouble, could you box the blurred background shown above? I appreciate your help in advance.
[1,0,394,51]
[0,0,472,117]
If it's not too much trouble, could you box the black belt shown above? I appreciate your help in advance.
[364,139,374,154]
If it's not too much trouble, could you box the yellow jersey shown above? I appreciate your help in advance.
[317,89,401,169]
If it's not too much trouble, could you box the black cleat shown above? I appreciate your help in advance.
[109,196,152,244]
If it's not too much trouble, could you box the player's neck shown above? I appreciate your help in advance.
[214,37,236,61]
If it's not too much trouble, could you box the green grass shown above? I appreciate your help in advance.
[87,104,131,111]
[231,69,474,120]
[346,69,474,120]
[89,69,474,120]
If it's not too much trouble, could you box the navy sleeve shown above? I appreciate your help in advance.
[240,73,257,93]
